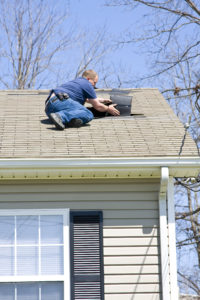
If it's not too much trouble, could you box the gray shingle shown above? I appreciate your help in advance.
[0,88,198,158]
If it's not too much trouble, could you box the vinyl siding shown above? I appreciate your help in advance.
[0,179,161,300]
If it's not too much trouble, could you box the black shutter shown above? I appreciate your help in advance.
[70,211,104,300]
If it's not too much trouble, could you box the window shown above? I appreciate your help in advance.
[0,209,70,300]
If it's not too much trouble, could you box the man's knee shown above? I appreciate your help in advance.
[83,109,94,123]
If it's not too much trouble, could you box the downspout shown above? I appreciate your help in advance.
[168,177,179,299]
[159,167,170,300]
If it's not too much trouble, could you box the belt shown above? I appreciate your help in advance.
[45,90,70,104]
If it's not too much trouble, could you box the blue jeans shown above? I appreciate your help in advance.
[45,96,94,125]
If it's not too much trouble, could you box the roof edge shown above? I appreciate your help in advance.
[0,157,199,180]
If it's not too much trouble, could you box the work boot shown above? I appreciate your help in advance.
[49,113,65,130]
[68,118,83,128]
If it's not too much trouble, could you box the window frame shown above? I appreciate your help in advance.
[0,208,70,300]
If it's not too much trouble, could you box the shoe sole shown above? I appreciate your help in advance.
[49,113,65,130]
[68,119,83,128]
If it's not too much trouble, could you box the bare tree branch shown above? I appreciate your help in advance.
[106,0,200,294]
[0,0,73,89]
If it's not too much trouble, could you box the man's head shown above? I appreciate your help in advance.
[82,70,98,87]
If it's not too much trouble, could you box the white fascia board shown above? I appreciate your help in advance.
[0,157,200,168]
[0,157,199,180]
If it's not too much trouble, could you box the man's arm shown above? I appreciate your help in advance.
[85,98,112,104]
[97,98,112,104]
[87,98,120,116]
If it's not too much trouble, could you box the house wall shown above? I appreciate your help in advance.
[0,179,161,300]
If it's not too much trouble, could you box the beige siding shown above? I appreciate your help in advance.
[0,180,161,299]
[105,274,160,283]
[104,265,159,274]
[105,294,160,300]
[104,246,159,256]
[104,256,159,265]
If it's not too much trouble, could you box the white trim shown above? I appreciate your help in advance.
[0,157,200,167]
[168,177,179,299]
[0,275,65,282]
[0,209,67,215]
[0,243,64,247]
[63,209,70,300]
[159,167,170,300]
[39,215,41,275]
[14,216,17,276]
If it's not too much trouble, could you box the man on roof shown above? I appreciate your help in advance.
[45,69,120,130]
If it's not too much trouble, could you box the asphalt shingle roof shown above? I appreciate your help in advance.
[0,88,198,158]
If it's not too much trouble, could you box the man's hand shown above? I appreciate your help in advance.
[88,98,120,116]
[107,104,120,116]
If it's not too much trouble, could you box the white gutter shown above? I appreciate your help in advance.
[0,157,199,180]
[0,157,199,167]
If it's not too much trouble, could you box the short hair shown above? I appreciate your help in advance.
[82,70,98,80]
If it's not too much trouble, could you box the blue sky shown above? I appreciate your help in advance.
[66,0,149,84]
[0,0,152,89]
[69,0,133,31]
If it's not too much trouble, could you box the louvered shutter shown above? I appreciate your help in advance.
[70,211,104,300]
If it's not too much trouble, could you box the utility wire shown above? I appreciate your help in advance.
[179,116,191,156]
[176,115,200,192]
